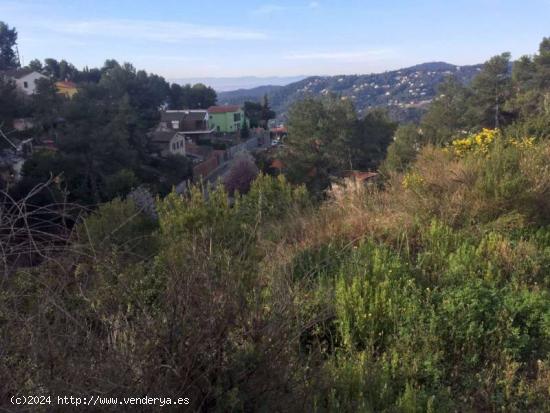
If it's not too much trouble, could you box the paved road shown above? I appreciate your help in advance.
[175,134,270,194]
[205,158,232,185]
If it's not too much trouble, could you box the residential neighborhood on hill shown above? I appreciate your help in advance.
[218,62,483,122]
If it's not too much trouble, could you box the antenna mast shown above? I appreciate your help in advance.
[15,45,22,67]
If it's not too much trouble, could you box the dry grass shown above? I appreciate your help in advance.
[266,140,550,281]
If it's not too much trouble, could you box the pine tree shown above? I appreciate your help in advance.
[260,94,276,129]
[0,21,19,70]
[471,53,512,129]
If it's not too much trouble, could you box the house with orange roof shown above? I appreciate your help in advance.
[55,81,78,98]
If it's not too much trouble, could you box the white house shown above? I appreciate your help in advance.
[150,110,216,157]
[150,131,187,157]
[0,68,47,95]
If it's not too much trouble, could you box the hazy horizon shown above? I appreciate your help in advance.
[169,75,308,91]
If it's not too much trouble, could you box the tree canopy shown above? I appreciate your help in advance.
[282,96,396,193]
[0,21,19,70]
[168,83,217,110]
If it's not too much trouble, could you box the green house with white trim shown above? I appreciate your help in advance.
[208,105,249,133]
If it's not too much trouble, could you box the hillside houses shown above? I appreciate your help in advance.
[150,106,271,182]
[1,69,81,100]
[151,110,214,156]
[0,68,47,95]
[218,62,483,123]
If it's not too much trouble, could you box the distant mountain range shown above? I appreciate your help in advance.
[169,76,307,92]
[217,62,484,122]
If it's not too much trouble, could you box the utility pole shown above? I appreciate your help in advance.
[15,45,22,68]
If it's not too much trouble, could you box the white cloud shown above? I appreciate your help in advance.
[41,19,267,42]
[252,2,319,16]
[251,4,287,15]
[284,49,395,61]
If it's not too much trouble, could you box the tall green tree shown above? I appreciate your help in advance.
[168,83,184,109]
[0,77,19,131]
[27,59,43,72]
[167,83,217,109]
[75,66,102,83]
[283,96,355,192]
[32,78,63,134]
[58,59,78,81]
[190,83,217,109]
[244,101,263,128]
[471,52,513,129]
[99,63,169,130]
[284,97,396,192]
[351,109,397,170]
[260,94,276,128]
[382,124,423,173]
[420,76,476,145]
[43,58,60,79]
[533,37,550,91]
[0,21,19,70]
[506,38,550,137]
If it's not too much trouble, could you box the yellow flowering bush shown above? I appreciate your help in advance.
[450,128,498,157]
[449,129,536,157]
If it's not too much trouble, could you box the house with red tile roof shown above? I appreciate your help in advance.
[55,81,78,98]
[208,105,249,133]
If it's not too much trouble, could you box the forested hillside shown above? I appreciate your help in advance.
[219,62,483,122]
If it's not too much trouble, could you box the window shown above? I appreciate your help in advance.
[23,81,28,88]
[171,120,180,129]
[233,113,241,122]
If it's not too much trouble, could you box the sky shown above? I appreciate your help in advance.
[1,0,549,80]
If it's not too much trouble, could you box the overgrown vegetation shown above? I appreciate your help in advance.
[2,129,550,411]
